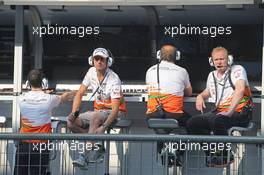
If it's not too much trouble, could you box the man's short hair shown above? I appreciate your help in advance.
[160,44,177,62]
[211,46,228,58]
[27,69,44,88]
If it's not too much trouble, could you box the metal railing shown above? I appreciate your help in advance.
[0,133,264,143]
[0,133,263,175]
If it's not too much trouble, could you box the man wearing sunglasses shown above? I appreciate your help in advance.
[67,48,126,169]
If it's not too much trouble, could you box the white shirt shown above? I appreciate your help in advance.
[82,67,126,112]
[82,67,122,100]
[145,60,191,113]
[19,91,61,128]
[146,61,191,96]
[206,65,249,105]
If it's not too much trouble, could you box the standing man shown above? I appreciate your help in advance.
[14,69,75,175]
[187,46,253,167]
[145,44,192,166]
[67,48,126,169]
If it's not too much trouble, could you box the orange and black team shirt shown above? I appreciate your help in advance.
[82,67,126,113]
[145,61,191,114]
[206,65,253,112]
[19,91,61,143]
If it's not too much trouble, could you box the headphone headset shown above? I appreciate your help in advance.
[88,48,114,67]
[156,50,181,61]
[26,69,49,90]
[208,55,233,67]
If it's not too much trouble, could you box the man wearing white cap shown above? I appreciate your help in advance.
[67,48,127,169]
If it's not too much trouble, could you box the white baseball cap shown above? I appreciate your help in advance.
[92,48,109,58]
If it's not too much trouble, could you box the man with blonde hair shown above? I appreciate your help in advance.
[187,46,253,167]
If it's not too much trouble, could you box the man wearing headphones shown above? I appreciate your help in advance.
[187,46,253,167]
[67,48,126,169]
[145,44,192,166]
[14,69,75,175]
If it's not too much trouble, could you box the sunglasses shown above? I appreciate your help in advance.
[94,57,106,62]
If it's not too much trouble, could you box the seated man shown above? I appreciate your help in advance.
[145,44,192,166]
[67,48,127,169]
[187,46,253,167]
[14,69,76,175]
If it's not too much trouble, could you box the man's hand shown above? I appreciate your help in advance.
[196,95,206,113]
[67,111,79,122]
[61,90,77,102]
[67,113,75,122]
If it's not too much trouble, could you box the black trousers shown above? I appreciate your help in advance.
[14,142,49,175]
[187,111,250,155]
[186,111,250,135]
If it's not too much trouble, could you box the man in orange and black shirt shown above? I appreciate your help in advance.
[146,44,192,125]
[186,47,253,167]
[145,44,192,166]
[14,69,75,175]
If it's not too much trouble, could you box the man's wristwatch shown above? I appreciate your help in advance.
[72,110,79,120]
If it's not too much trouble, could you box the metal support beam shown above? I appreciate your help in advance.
[143,6,159,63]
[261,17,264,175]
[29,6,43,69]
[12,5,24,133]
